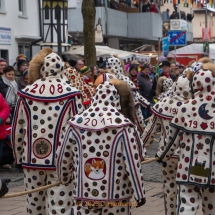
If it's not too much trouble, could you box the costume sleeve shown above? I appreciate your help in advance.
[0,95,10,122]
[136,92,150,108]
[74,94,85,114]
[142,114,161,149]
[157,125,180,162]
[56,125,74,184]
[122,127,146,200]
[11,98,25,164]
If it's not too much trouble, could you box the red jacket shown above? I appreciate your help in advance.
[0,94,10,139]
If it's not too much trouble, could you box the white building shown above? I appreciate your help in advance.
[0,0,41,64]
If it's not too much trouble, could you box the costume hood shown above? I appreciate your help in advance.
[69,81,133,131]
[156,77,173,99]
[106,56,136,90]
[171,69,215,134]
[152,73,193,120]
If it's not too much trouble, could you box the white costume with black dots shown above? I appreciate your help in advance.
[158,69,215,215]
[12,52,84,215]
[142,74,192,215]
[56,82,146,215]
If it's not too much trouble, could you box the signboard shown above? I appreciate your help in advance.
[0,27,11,45]
[170,19,188,31]
[162,37,169,57]
[202,28,211,41]
[168,30,187,46]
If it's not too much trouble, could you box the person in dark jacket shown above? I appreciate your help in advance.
[151,61,177,100]
[0,179,10,198]
[137,64,153,119]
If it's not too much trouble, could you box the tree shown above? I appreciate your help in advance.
[82,0,96,66]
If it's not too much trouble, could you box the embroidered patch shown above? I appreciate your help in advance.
[33,138,52,159]
[85,158,106,180]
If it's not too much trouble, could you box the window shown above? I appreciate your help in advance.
[18,0,26,15]
[45,5,49,19]
[18,44,30,60]
[0,0,5,11]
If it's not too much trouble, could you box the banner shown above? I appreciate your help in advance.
[203,42,209,57]
[202,28,212,41]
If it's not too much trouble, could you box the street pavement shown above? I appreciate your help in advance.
[0,141,204,214]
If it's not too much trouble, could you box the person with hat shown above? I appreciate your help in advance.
[75,60,85,72]
[15,59,29,83]
[137,63,154,120]
[18,67,29,90]
[11,48,84,215]
[0,58,7,77]
[80,65,93,85]
[13,54,27,82]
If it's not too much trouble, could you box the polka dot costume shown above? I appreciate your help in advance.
[12,52,84,215]
[157,69,215,214]
[102,57,150,135]
[64,67,94,106]
[56,82,145,215]
[142,74,193,215]
[158,78,173,100]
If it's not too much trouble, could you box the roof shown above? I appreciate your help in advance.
[67,45,151,62]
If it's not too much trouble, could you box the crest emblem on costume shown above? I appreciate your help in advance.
[33,138,52,158]
[85,158,106,180]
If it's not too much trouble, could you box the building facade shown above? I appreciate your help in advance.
[0,0,41,64]
[68,0,163,51]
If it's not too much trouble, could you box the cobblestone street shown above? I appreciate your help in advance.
[0,141,203,215]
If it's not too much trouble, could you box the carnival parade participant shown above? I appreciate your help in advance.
[98,56,151,135]
[156,62,215,215]
[64,66,94,107]
[11,48,84,215]
[156,76,173,100]
[142,70,193,215]
[56,80,146,215]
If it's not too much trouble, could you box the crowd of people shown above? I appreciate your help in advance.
[0,48,214,215]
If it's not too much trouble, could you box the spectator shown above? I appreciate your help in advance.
[18,67,29,90]
[0,66,18,118]
[0,58,7,77]
[181,11,186,20]
[178,65,184,74]
[142,0,150,12]
[16,59,29,83]
[0,94,10,166]
[13,54,27,83]
[91,65,99,83]
[170,11,177,19]
[150,3,158,13]
[129,65,139,90]
[187,13,194,22]
[75,60,85,72]
[166,9,170,20]
[80,66,93,84]
[138,64,153,119]
[170,62,177,79]
[160,61,177,81]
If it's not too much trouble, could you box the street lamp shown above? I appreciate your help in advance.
[42,0,68,56]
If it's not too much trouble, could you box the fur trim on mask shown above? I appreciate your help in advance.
[156,76,166,96]
[28,48,53,84]
[184,69,194,81]
[198,57,212,64]
[202,62,215,75]
[186,60,195,68]
[110,79,135,124]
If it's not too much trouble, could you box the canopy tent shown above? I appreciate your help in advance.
[168,43,215,59]
[67,45,151,62]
